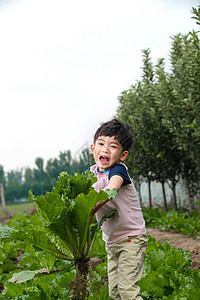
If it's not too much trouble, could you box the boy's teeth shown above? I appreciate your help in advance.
[100,156,109,162]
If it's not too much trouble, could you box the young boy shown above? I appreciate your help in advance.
[89,119,147,300]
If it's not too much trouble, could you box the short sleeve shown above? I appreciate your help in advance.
[109,163,131,186]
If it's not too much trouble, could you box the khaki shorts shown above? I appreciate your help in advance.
[105,234,148,300]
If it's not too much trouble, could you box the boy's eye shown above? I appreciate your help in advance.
[111,145,117,148]
[98,142,104,146]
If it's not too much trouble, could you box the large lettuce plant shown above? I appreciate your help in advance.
[0,171,117,299]
[27,171,117,261]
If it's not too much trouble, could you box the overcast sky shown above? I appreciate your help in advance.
[0,0,199,172]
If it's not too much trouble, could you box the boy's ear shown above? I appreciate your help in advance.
[90,144,95,153]
[120,151,129,161]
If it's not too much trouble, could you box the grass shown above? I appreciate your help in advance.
[0,202,35,217]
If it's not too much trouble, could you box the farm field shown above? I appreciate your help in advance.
[147,228,200,270]
[0,202,35,218]
[0,201,200,299]
[142,207,200,270]
[1,203,199,270]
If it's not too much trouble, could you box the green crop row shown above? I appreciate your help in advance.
[142,207,200,238]
[0,212,200,299]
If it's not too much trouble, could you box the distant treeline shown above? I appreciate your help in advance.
[0,148,94,203]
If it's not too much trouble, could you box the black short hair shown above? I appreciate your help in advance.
[94,119,132,151]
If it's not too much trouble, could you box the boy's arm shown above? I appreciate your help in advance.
[103,175,123,191]
[88,175,123,225]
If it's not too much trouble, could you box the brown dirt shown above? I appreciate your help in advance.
[0,215,14,225]
[147,228,200,270]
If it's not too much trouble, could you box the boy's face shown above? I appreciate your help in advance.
[91,136,128,171]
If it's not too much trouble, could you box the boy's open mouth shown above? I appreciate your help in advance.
[99,156,109,163]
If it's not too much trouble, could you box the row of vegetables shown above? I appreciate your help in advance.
[0,210,199,299]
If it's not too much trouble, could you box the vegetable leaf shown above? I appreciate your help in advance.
[27,171,118,261]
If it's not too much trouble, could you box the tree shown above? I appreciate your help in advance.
[33,157,48,195]
[5,170,24,203]
[59,150,72,174]
[24,167,34,187]
[0,165,7,216]
[78,148,94,174]
[117,50,183,210]
[160,8,200,171]
[0,165,5,185]
[155,9,200,209]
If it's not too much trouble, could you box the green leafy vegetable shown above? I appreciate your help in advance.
[26,171,117,261]
[2,171,117,288]
[143,207,200,238]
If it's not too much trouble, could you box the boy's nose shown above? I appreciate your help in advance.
[102,145,109,152]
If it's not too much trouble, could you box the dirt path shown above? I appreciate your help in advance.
[147,228,200,270]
